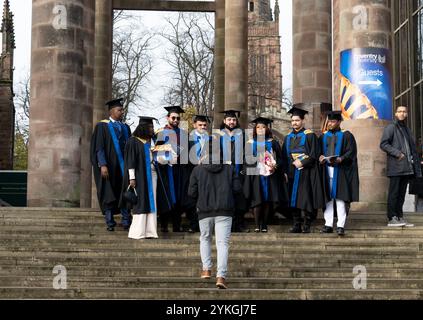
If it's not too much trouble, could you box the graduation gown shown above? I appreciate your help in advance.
[243,138,289,208]
[219,128,248,213]
[320,130,359,204]
[119,137,172,214]
[154,126,196,213]
[281,128,325,213]
[90,120,131,214]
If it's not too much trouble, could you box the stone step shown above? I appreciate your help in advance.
[2,238,423,250]
[2,276,423,290]
[1,255,422,269]
[0,245,420,257]
[0,287,421,300]
[2,224,423,235]
[1,265,422,279]
[0,230,421,240]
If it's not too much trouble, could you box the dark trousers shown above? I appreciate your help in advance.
[105,209,131,228]
[387,175,412,220]
[292,208,313,226]
[187,208,199,231]
[160,204,183,232]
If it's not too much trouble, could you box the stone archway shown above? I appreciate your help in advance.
[27,0,249,208]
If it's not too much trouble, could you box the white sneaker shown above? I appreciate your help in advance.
[399,217,414,227]
[387,217,406,227]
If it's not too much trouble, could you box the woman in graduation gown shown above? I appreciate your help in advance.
[120,116,172,239]
[243,117,289,232]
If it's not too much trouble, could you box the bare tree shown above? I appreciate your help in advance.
[14,74,30,145]
[161,13,215,117]
[112,10,155,121]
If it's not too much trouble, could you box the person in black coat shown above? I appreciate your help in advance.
[380,105,422,227]
[119,116,173,239]
[188,142,242,289]
[243,117,288,232]
[155,106,196,232]
[319,111,359,236]
[281,105,325,233]
[90,98,132,231]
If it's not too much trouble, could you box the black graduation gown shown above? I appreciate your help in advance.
[219,128,248,213]
[90,120,131,214]
[319,130,360,204]
[154,126,196,213]
[243,139,289,208]
[119,137,172,214]
[281,128,325,213]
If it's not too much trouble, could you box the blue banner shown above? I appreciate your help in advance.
[340,48,392,120]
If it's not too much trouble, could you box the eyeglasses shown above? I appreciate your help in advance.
[171,116,180,120]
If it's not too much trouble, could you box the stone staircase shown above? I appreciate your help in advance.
[1,207,423,299]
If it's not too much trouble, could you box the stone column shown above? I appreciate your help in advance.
[224,0,248,126]
[213,0,225,129]
[292,0,332,131]
[92,0,113,208]
[80,2,96,208]
[28,0,95,207]
[338,1,391,211]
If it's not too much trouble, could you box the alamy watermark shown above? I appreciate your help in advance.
[52,265,67,290]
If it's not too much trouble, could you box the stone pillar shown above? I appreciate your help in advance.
[292,0,332,131]
[92,0,113,208]
[28,0,95,207]
[224,0,248,127]
[213,0,225,129]
[80,3,96,208]
[338,1,392,211]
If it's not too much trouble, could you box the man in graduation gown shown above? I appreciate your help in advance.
[90,98,132,231]
[219,110,249,233]
[319,111,359,236]
[281,105,325,233]
[187,115,212,232]
[155,106,196,232]
[120,116,172,239]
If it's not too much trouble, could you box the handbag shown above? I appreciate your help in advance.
[123,185,138,205]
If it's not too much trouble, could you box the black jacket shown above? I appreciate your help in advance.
[188,164,242,220]
[380,120,422,178]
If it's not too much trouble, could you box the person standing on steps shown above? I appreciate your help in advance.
[319,111,359,236]
[90,98,132,232]
[155,106,195,233]
[219,110,249,233]
[188,139,242,289]
[186,115,212,233]
[380,105,422,227]
[281,105,325,234]
[120,116,172,239]
[243,117,288,233]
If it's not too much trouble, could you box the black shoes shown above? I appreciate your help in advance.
[321,226,334,234]
[107,226,114,232]
[289,224,302,233]
[160,227,169,233]
[336,227,345,236]
[302,224,311,234]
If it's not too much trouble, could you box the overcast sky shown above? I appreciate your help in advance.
[1,0,292,124]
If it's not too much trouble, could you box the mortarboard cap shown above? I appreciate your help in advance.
[288,104,309,118]
[220,110,241,118]
[105,98,124,110]
[251,117,273,127]
[138,116,159,125]
[164,106,185,115]
[326,111,343,121]
[193,115,211,123]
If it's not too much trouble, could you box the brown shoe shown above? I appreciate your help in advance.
[216,277,228,289]
[200,270,211,279]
